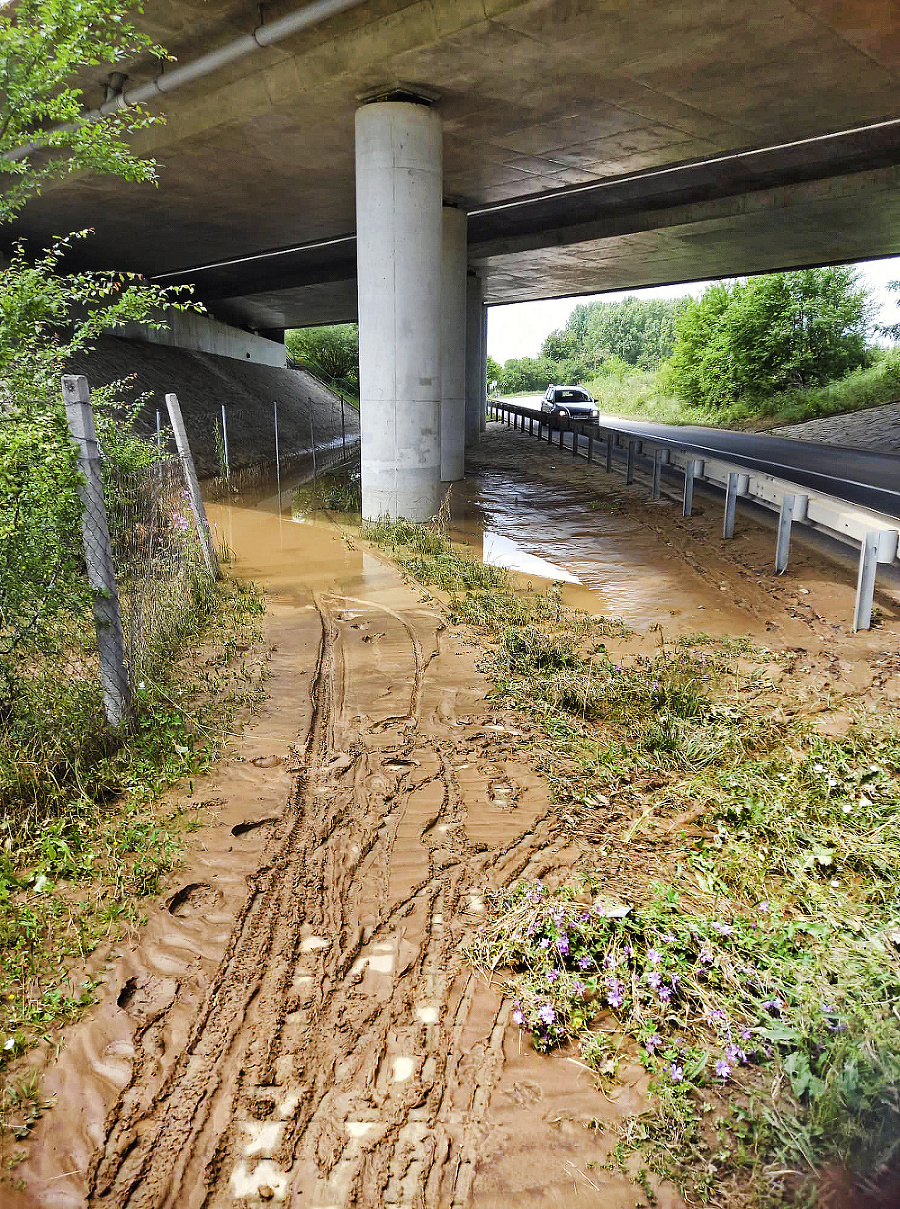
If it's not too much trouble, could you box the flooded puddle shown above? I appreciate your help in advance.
[12,465,705,1209]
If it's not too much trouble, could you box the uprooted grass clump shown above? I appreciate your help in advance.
[365,516,900,1205]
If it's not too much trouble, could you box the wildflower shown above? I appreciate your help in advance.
[761,998,783,1016]
[526,924,535,937]
[829,1021,847,1033]
[711,922,733,936]
[699,947,714,965]
[573,980,586,999]
[547,969,560,984]
[606,979,624,1010]
[578,955,593,971]
[821,1002,836,1014]
[757,902,769,913]
[538,1003,555,1025]
[551,909,566,928]
[647,949,661,965]
[739,1028,752,1042]
[646,971,662,989]
[660,932,676,944]
[645,1033,662,1053]
[604,954,617,969]
[724,1042,746,1065]
[622,945,634,957]
[707,1009,726,1027]
[539,938,550,950]
[511,1009,524,1025]
[669,1064,684,1082]
[669,972,680,988]
[578,912,591,924]
[715,1058,731,1079]
[658,985,673,1003]
[556,936,570,957]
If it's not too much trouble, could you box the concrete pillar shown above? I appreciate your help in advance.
[355,100,443,521]
[465,270,486,446]
[441,205,467,481]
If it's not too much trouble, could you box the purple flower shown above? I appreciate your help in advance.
[556,936,570,956]
[711,922,733,936]
[578,912,590,924]
[739,1028,752,1042]
[761,998,783,1017]
[604,954,617,969]
[526,924,535,937]
[645,1033,662,1053]
[715,1058,731,1079]
[578,955,593,971]
[539,1003,555,1025]
[547,969,560,983]
[647,949,662,965]
[539,938,550,950]
[669,973,680,988]
[658,985,673,1003]
[757,901,769,913]
[573,980,586,999]
[829,1020,847,1033]
[669,1064,684,1082]
[707,1009,726,1026]
[699,947,714,965]
[646,971,662,989]
[660,932,676,944]
[511,1009,524,1025]
[821,1002,836,1014]
[724,1043,746,1065]
[607,991,623,1009]
[623,945,634,957]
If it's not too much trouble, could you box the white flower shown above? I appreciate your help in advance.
[3,1038,14,1051]
[842,804,852,814]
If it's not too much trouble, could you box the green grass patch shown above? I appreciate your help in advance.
[366,517,900,1206]
[293,463,362,514]
[0,577,265,1180]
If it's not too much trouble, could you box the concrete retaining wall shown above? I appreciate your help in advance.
[118,308,287,367]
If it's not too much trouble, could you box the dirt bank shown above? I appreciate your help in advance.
[66,336,358,478]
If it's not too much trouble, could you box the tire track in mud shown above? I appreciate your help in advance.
[86,593,553,1209]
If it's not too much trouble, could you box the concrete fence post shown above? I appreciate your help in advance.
[62,375,132,728]
[853,529,898,632]
[165,393,220,579]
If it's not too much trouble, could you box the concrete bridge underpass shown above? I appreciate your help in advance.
[9,0,900,520]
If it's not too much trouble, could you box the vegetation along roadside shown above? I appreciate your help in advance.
[365,514,900,1207]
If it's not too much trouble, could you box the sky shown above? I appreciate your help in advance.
[486,257,900,365]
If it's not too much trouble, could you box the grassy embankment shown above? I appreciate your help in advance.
[0,574,266,1179]
[366,515,900,1207]
[500,348,900,431]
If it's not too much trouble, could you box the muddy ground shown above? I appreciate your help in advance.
[10,424,900,1208]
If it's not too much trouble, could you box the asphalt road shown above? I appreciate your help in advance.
[496,398,900,522]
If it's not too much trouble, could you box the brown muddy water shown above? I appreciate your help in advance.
[14,443,894,1209]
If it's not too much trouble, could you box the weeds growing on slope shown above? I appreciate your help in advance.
[365,517,900,1206]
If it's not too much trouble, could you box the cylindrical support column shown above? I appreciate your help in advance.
[440,204,467,481]
[356,100,443,521]
[465,270,486,446]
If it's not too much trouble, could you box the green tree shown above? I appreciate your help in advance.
[286,324,359,394]
[669,269,873,409]
[0,1,192,676]
[877,280,900,342]
[0,0,166,220]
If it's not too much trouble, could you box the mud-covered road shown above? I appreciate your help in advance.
[13,426,900,1208]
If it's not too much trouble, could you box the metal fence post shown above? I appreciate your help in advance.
[308,400,318,483]
[775,494,808,574]
[587,432,594,463]
[340,395,346,455]
[683,459,703,517]
[853,530,898,632]
[274,399,282,509]
[165,393,220,579]
[606,430,613,472]
[651,448,663,499]
[155,408,162,454]
[626,439,635,484]
[62,375,132,728]
[572,427,579,458]
[220,402,231,484]
[723,472,749,539]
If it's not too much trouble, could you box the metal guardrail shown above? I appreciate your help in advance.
[487,399,899,632]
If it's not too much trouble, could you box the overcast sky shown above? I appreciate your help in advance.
[486,257,900,365]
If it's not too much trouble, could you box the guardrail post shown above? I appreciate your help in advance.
[651,448,663,500]
[547,418,554,444]
[587,432,594,463]
[559,424,565,450]
[606,431,613,472]
[529,415,534,436]
[626,439,635,484]
[723,472,749,539]
[853,529,899,631]
[682,459,703,516]
[775,494,808,574]
[572,427,579,458]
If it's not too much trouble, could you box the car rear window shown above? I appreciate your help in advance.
[555,389,589,402]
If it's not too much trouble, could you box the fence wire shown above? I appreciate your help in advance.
[104,455,212,690]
